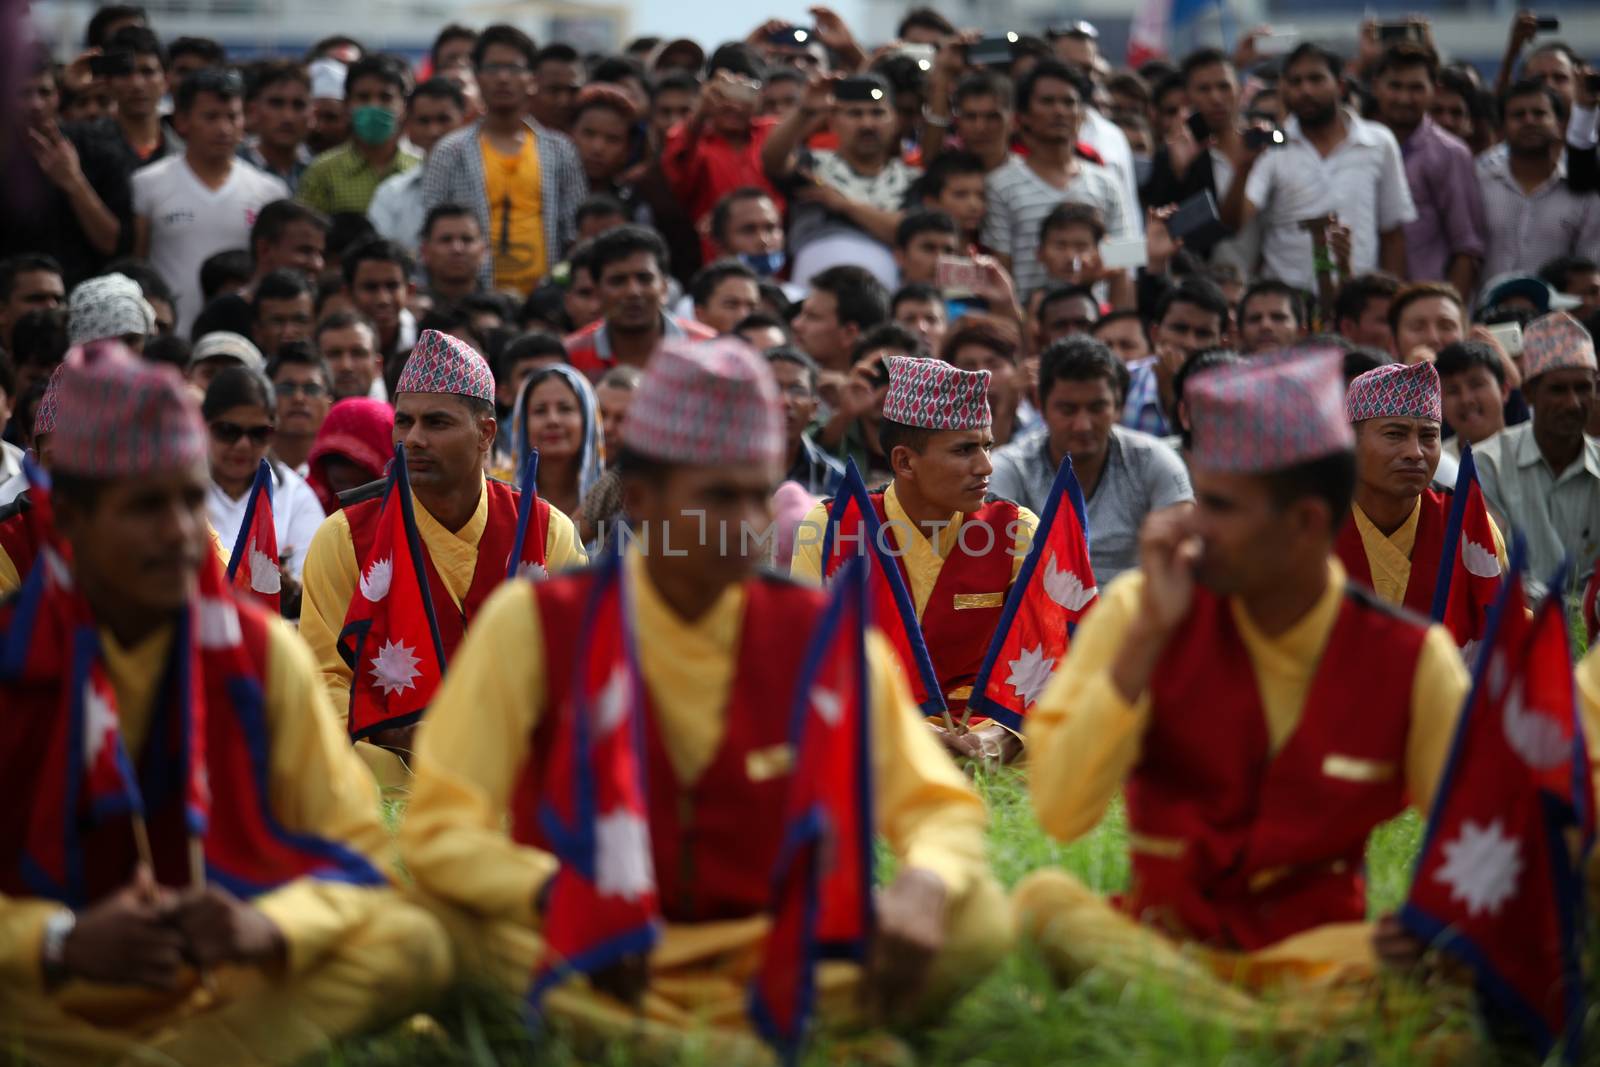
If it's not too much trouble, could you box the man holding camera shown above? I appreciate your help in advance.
[1219,43,1414,291]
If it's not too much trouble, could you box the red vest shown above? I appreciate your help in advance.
[1125,583,1427,951]
[1334,488,1449,614]
[510,567,827,922]
[826,492,1017,715]
[0,493,39,585]
[342,478,540,657]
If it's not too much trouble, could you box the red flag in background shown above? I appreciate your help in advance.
[1402,542,1592,1061]
[968,455,1097,731]
[507,448,550,581]
[226,458,282,614]
[1429,444,1504,658]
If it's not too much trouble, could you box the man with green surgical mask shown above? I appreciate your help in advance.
[298,54,421,217]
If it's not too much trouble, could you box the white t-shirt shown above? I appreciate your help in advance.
[207,461,326,581]
[133,156,288,336]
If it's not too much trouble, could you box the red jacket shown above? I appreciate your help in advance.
[1124,582,1428,951]
[1334,488,1450,615]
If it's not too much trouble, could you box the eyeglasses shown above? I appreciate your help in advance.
[275,380,328,398]
[209,420,275,446]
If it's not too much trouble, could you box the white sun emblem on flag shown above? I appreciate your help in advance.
[360,557,392,602]
[1502,678,1570,771]
[1433,818,1522,917]
[370,639,422,695]
[1460,534,1501,579]
[1006,644,1055,708]
[1042,557,1096,611]
[83,683,118,764]
[595,810,655,901]
[810,685,842,725]
[517,561,548,581]
[248,547,281,595]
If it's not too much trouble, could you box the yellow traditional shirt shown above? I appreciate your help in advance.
[1572,648,1600,897]
[1026,559,1470,845]
[400,548,991,928]
[0,614,396,990]
[481,132,547,295]
[1351,498,1508,606]
[298,476,585,730]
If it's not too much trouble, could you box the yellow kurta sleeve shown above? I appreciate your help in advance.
[1024,570,1151,843]
[0,542,17,596]
[298,509,362,726]
[0,899,62,991]
[401,581,554,927]
[1401,624,1471,812]
[1576,649,1600,897]
[867,629,991,900]
[1010,506,1040,583]
[543,504,587,572]
[789,501,831,585]
[248,616,401,978]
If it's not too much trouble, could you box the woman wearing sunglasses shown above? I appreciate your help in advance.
[203,367,326,613]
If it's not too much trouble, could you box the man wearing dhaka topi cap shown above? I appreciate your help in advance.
[400,337,1008,1056]
[1334,360,1506,610]
[0,349,450,1065]
[299,329,587,784]
[792,355,1040,763]
[1015,351,1471,1031]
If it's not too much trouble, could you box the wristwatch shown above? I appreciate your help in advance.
[41,908,75,985]
[921,104,952,129]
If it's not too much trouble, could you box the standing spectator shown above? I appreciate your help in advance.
[790,264,890,377]
[298,54,418,217]
[0,256,66,353]
[1237,280,1307,354]
[648,71,700,148]
[990,335,1192,583]
[564,226,714,377]
[368,79,469,251]
[1092,309,1151,364]
[983,60,1133,298]
[422,25,585,296]
[191,200,329,339]
[418,204,486,307]
[1033,284,1101,349]
[268,341,333,474]
[250,269,315,357]
[4,49,127,285]
[81,27,182,177]
[1334,272,1402,354]
[705,188,797,293]
[240,61,314,192]
[1389,282,1465,364]
[1475,312,1600,594]
[1124,277,1230,437]
[687,260,761,334]
[571,86,645,212]
[762,73,920,288]
[1476,81,1600,285]
[891,282,948,355]
[893,210,960,287]
[315,309,384,400]
[1372,43,1485,295]
[1222,44,1414,289]
[167,37,227,91]
[339,238,417,376]
[1541,256,1600,320]
[133,70,288,336]
[914,149,987,248]
[921,61,1015,175]
[767,347,844,495]
[306,57,350,155]
[532,43,586,134]
[429,24,479,77]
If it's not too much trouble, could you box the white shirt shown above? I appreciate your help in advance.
[1474,149,1600,288]
[368,168,426,253]
[207,461,326,581]
[133,157,288,337]
[1243,109,1416,289]
[1078,108,1144,236]
[983,154,1136,298]
[0,442,25,507]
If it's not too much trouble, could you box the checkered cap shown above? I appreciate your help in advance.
[1522,311,1597,382]
[1188,348,1353,473]
[68,273,154,346]
[32,362,68,437]
[881,356,991,430]
[1346,360,1441,424]
[52,344,206,477]
[395,330,495,403]
[620,337,784,466]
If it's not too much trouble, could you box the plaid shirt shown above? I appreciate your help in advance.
[296,142,421,216]
[1121,357,1171,438]
[239,139,314,194]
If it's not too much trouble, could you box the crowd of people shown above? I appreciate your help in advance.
[2,2,1600,1063]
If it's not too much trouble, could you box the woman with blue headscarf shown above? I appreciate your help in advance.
[504,364,604,520]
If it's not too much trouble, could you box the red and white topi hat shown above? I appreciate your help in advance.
[1187,348,1353,473]
[52,342,206,477]
[395,329,496,403]
[881,355,991,430]
[1346,360,1441,423]
[620,337,785,466]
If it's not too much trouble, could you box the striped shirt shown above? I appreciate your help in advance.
[982,154,1134,298]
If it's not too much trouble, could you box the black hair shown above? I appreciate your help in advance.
[1259,451,1357,529]
[141,334,192,372]
[1155,277,1231,331]
[894,209,959,250]
[422,202,478,240]
[327,212,378,260]
[344,53,412,99]
[1153,71,1187,108]
[808,266,889,333]
[952,71,1012,112]
[871,54,928,101]
[576,194,627,228]
[200,249,253,303]
[706,43,765,83]
[914,149,985,206]
[460,292,517,323]
[314,308,377,344]
[1093,308,1147,339]
[104,25,164,66]
[411,76,467,112]
[0,254,63,302]
[766,346,819,392]
[1373,40,1438,83]
[341,237,414,287]
[499,330,568,372]
[1170,346,1241,445]
[733,310,790,340]
[1178,47,1232,85]
[430,24,478,68]
[1039,201,1106,244]
[896,6,955,38]
[1435,340,1506,388]
[174,68,243,113]
[851,322,924,364]
[758,281,793,320]
[1341,345,1393,385]
[891,282,942,312]
[765,67,805,88]
[535,43,580,68]
[1039,335,1127,407]
[941,318,1018,366]
[710,187,776,246]
[1333,272,1401,327]
[1283,42,1344,81]
[1016,59,1092,114]
[471,24,537,71]
[518,284,570,332]
[0,350,14,401]
[252,268,313,314]
[592,56,651,94]
[202,365,276,420]
[689,259,758,308]
[1239,279,1307,328]
[589,224,669,278]
[1539,255,1598,294]
[266,339,330,386]
[878,418,933,458]
[245,60,310,102]
[169,36,226,67]
[251,201,329,263]
[653,70,702,98]
[86,5,147,49]
[103,258,174,310]
[9,308,69,369]
[1107,71,1150,109]
[1036,283,1100,321]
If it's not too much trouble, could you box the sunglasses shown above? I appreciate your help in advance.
[275,381,328,398]
[210,420,275,445]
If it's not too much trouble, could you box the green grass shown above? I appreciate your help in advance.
[314,772,1539,1067]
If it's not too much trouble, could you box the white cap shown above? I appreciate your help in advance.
[309,57,347,101]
